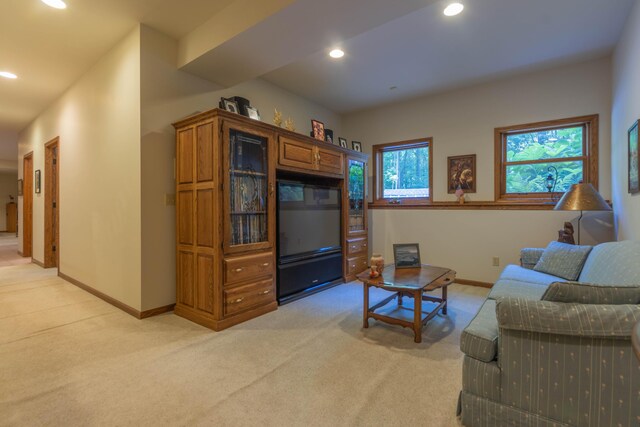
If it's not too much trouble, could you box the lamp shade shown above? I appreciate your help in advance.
[553,183,612,211]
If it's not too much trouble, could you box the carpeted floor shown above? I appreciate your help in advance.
[0,263,488,426]
[0,232,30,267]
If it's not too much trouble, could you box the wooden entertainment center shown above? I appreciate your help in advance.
[173,108,368,331]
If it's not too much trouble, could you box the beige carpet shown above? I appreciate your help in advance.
[0,232,30,267]
[0,263,488,426]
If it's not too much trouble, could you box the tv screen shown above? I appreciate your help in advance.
[278,181,341,259]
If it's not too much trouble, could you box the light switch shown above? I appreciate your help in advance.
[165,193,176,206]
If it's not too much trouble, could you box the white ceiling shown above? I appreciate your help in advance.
[262,0,635,113]
[0,0,634,155]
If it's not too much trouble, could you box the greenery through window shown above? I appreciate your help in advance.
[496,115,598,202]
[373,139,432,205]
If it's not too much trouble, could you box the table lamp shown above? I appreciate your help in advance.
[553,182,611,244]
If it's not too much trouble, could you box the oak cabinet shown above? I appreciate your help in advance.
[174,108,368,331]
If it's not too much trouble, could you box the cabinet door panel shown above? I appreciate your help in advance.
[347,158,367,235]
[177,191,193,245]
[196,254,215,314]
[196,122,214,182]
[279,136,315,169]
[178,251,195,307]
[317,147,344,175]
[178,128,194,184]
[196,189,214,248]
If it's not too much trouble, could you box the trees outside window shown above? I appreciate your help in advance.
[373,138,432,205]
[495,115,599,203]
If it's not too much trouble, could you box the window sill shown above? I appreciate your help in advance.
[368,200,559,210]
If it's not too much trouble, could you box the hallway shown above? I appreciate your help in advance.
[0,232,30,267]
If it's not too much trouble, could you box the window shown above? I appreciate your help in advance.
[373,138,433,205]
[495,115,598,202]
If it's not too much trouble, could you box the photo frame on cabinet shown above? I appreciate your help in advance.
[629,120,639,194]
[325,129,334,144]
[221,98,239,114]
[246,106,261,121]
[35,170,41,194]
[311,119,325,141]
[338,137,348,148]
[351,141,362,152]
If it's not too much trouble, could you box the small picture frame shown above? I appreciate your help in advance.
[351,141,362,152]
[17,179,23,196]
[338,137,347,148]
[246,106,261,121]
[629,120,639,194]
[221,98,239,114]
[325,129,334,144]
[35,170,41,194]
[393,243,421,269]
[311,119,325,141]
[447,154,477,194]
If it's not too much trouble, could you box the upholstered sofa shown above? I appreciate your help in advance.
[458,241,640,427]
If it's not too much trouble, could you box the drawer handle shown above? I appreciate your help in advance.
[234,297,244,303]
[234,268,243,273]
[262,263,269,267]
[363,243,367,247]
[351,246,357,249]
[260,290,270,295]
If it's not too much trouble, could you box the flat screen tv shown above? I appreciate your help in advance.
[277,181,341,261]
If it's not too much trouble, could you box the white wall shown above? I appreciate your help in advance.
[140,25,343,310]
[343,57,614,283]
[612,0,640,241]
[0,172,18,230]
[18,28,142,309]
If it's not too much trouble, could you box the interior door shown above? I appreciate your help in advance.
[45,138,59,268]
[22,153,33,257]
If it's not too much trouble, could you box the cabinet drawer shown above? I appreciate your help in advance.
[346,238,368,256]
[224,252,274,285]
[347,256,369,276]
[224,278,274,317]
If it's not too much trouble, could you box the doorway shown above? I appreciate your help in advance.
[45,138,59,268]
[22,152,33,257]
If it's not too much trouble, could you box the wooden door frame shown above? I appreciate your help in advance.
[22,152,33,257]
[44,137,59,268]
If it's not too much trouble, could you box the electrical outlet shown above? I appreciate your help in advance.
[492,257,500,267]
[165,193,176,206]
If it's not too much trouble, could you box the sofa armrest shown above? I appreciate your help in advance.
[519,248,544,269]
[496,297,640,338]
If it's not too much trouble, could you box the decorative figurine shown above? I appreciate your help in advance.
[455,186,465,204]
[369,265,380,278]
[273,108,283,127]
[284,117,295,131]
[370,253,385,274]
[558,221,575,245]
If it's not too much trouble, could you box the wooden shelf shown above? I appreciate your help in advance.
[231,211,266,215]
[231,170,267,177]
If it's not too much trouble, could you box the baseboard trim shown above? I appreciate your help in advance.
[58,271,174,319]
[32,258,45,268]
[140,304,175,319]
[456,278,493,289]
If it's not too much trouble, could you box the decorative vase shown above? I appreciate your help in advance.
[370,253,385,274]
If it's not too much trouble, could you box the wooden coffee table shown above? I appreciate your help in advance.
[356,264,456,343]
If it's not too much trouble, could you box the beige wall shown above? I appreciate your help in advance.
[17,28,142,309]
[612,0,640,241]
[343,57,614,283]
[0,171,18,230]
[140,25,342,310]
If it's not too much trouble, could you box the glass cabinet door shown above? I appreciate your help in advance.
[224,126,273,252]
[347,159,366,234]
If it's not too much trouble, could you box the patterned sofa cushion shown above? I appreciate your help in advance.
[578,240,640,285]
[498,264,560,286]
[460,299,498,362]
[488,279,548,301]
[533,241,592,281]
[541,281,640,304]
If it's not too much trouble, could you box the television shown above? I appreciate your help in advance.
[277,180,341,261]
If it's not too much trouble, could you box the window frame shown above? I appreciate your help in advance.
[494,115,599,204]
[372,137,433,206]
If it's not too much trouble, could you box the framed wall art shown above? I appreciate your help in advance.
[17,179,23,196]
[35,170,41,194]
[393,243,421,269]
[629,120,639,194]
[447,154,476,194]
[311,119,325,141]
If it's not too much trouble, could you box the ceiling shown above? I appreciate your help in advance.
[0,0,635,159]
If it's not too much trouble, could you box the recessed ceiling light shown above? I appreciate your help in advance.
[0,71,17,79]
[41,0,67,9]
[329,49,345,59]
[444,3,464,16]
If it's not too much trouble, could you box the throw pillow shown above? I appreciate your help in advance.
[533,241,592,281]
[542,281,640,304]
